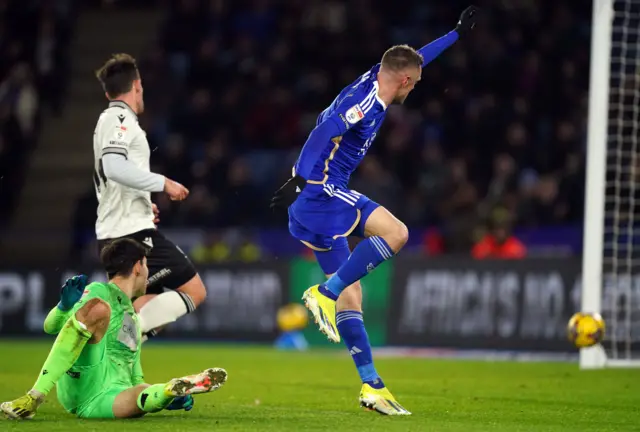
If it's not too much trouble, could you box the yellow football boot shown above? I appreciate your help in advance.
[302,285,340,343]
[164,368,228,397]
[1,391,44,420]
[359,383,411,416]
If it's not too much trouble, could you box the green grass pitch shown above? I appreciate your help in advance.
[0,341,639,431]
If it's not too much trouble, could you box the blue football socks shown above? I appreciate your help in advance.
[336,310,384,389]
[322,236,393,299]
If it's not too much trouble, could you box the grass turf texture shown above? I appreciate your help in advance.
[0,341,639,431]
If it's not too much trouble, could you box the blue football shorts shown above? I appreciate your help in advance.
[289,184,380,274]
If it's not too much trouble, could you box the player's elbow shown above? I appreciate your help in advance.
[102,167,115,181]
[43,324,58,335]
[314,117,344,140]
[101,153,129,184]
[76,298,111,333]
[101,156,118,180]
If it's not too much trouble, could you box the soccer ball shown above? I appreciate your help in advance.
[567,312,606,348]
[277,303,309,333]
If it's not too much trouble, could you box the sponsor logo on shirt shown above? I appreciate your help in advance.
[338,113,349,129]
[113,125,128,141]
[147,268,172,287]
[345,104,365,125]
[66,370,81,379]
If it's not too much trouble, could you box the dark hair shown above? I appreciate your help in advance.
[95,53,139,99]
[381,45,424,72]
[100,238,147,279]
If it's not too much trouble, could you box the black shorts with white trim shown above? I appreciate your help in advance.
[97,228,197,294]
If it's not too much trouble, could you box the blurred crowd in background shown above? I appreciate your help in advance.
[0,0,74,222]
[0,0,593,260]
[138,0,590,257]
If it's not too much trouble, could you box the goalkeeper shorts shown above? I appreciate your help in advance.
[75,386,129,419]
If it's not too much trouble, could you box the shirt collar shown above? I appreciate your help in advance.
[109,100,138,121]
[372,81,387,111]
[107,282,135,309]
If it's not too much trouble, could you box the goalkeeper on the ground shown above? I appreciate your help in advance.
[1,238,227,420]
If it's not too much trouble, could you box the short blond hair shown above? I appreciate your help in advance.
[381,45,423,71]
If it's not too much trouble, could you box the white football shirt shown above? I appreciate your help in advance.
[93,101,157,239]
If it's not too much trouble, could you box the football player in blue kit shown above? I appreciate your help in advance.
[271,6,480,415]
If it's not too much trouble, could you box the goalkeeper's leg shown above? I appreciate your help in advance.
[106,368,228,419]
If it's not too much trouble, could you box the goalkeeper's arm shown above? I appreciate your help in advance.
[43,307,74,335]
[44,275,89,335]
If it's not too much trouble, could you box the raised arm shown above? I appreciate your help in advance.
[417,31,459,67]
[43,275,88,335]
[417,6,480,67]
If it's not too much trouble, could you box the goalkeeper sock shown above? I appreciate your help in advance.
[136,384,175,413]
[32,314,92,396]
[322,236,394,299]
[138,291,195,333]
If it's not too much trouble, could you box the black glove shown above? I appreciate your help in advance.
[270,175,306,210]
[455,5,480,36]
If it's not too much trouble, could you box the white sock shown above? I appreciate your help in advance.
[138,291,195,333]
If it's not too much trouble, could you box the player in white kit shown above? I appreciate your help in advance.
[93,53,207,341]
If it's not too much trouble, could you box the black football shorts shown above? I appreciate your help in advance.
[97,228,197,293]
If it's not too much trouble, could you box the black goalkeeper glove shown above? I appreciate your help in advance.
[455,5,480,36]
[270,175,306,210]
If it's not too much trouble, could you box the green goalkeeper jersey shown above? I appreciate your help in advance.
[56,282,143,414]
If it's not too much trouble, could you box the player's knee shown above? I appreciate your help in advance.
[192,284,207,306]
[76,298,111,331]
[134,383,150,392]
[112,384,150,419]
[398,221,410,244]
[178,275,207,307]
[384,221,409,253]
[133,294,156,313]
